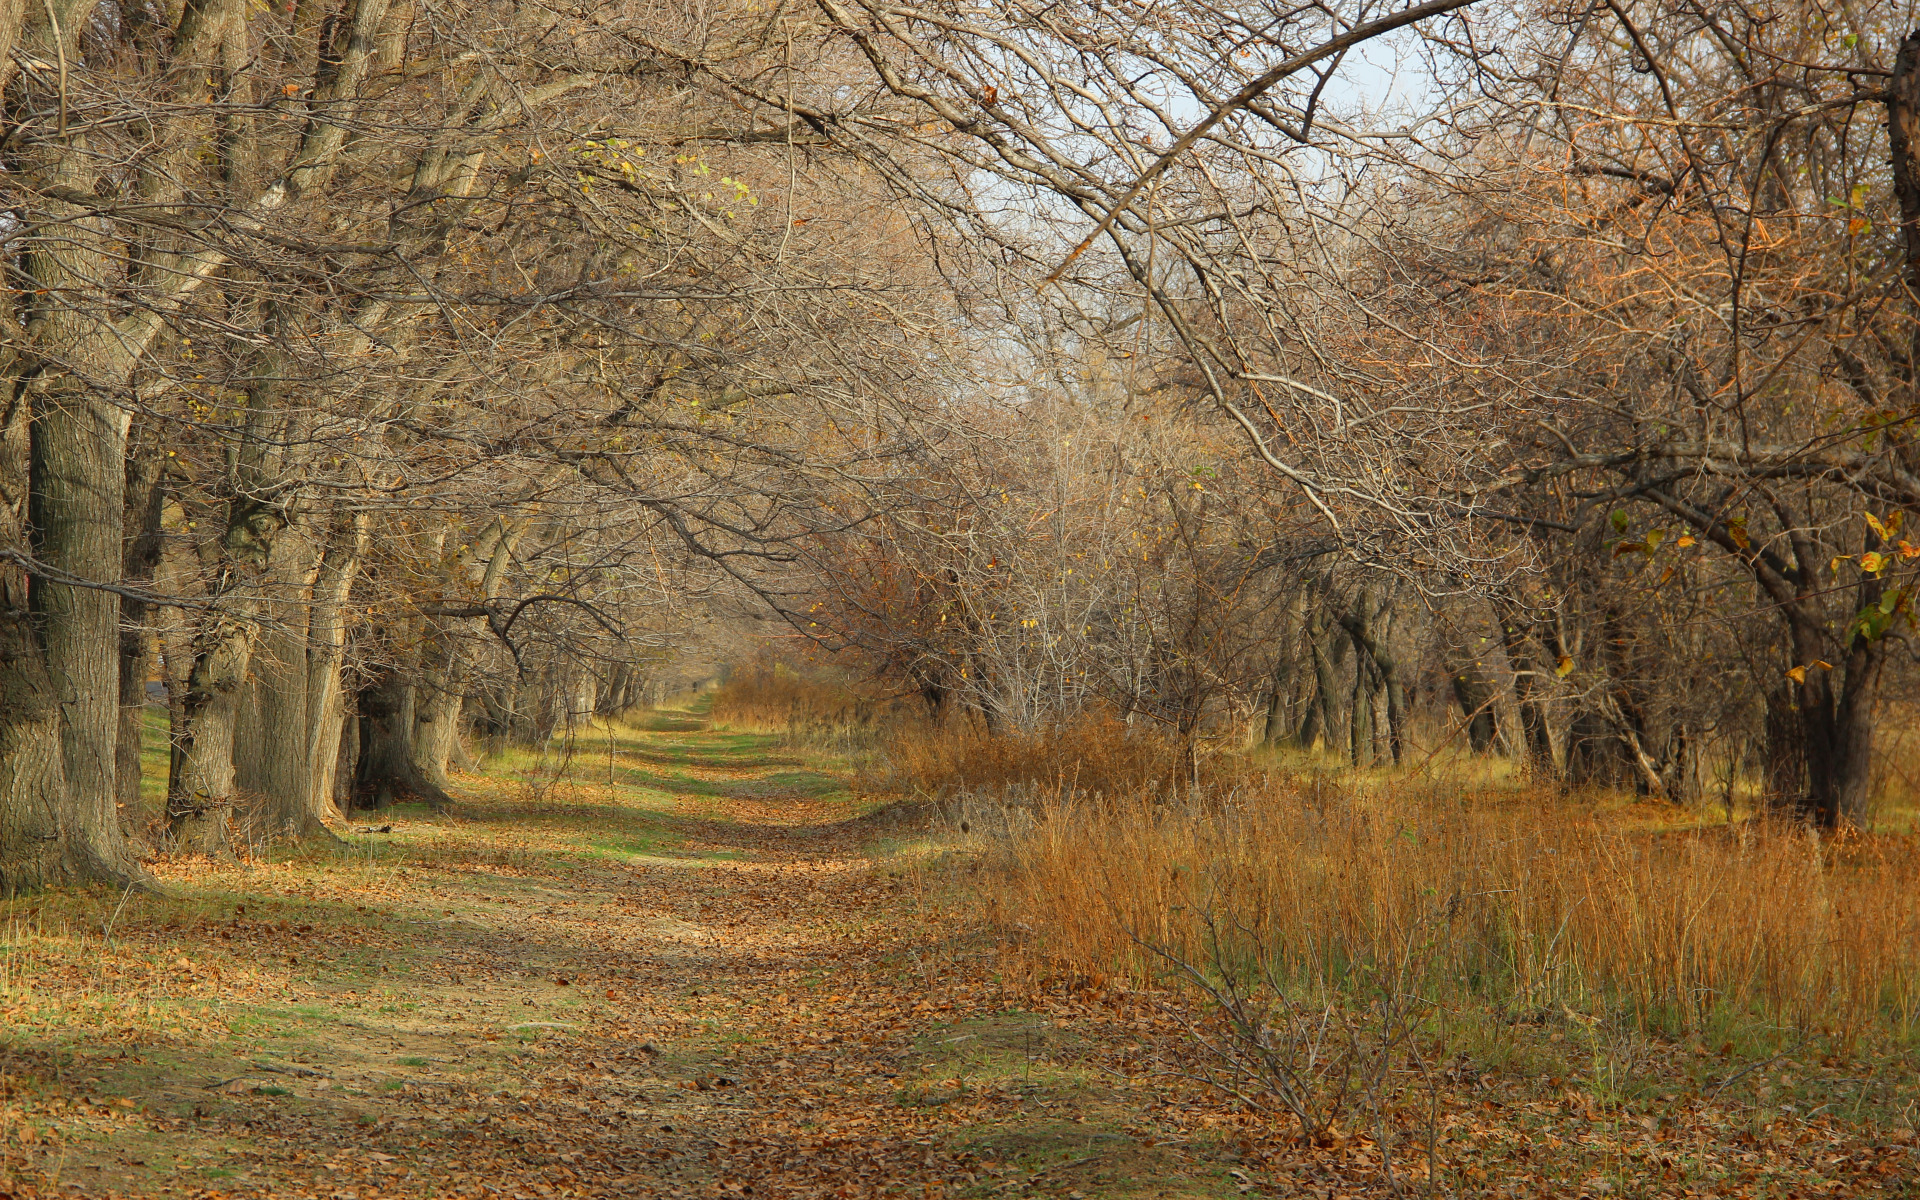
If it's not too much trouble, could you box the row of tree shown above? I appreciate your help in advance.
[5,0,1918,894]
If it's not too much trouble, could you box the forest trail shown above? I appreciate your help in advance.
[0,705,1254,1200]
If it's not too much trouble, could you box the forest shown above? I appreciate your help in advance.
[1,0,1919,1195]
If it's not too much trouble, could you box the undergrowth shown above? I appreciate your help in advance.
[969,778,1920,1046]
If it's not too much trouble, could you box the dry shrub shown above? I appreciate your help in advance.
[881,712,1207,799]
[987,778,1920,1040]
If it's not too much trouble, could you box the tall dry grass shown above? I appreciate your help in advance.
[980,777,1920,1041]
[880,713,1204,799]
[715,659,1210,797]
[709,659,898,751]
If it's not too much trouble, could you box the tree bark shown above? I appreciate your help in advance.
[117,439,168,833]
[299,514,365,825]
[32,384,145,876]
[0,397,83,890]
[1301,607,1344,752]
[409,629,463,790]
[1339,587,1406,766]
[355,667,454,809]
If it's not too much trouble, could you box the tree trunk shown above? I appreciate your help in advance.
[1762,685,1806,812]
[1347,605,1374,768]
[167,606,260,856]
[23,381,143,882]
[302,512,365,825]
[234,507,365,839]
[1493,603,1559,777]
[335,704,360,807]
[117,441,168,833]
[237,525,327,837]
[409,629,463,790]
[1447,658,1500,753]
[1340,588,1406,766]
[1262,590,1307,746]
[1300,608,1344,752]
[1796,629,1885,829]
[355,668,454,809]
[0,401,81,888]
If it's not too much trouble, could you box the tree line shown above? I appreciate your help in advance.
[5,0,1917,893]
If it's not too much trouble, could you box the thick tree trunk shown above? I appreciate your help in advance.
[355,668,454,810]
[301,513,364,825]
[410,631,463,790]
[0,125,145,888]
[0,396,80,888]
[1262,591,1307,746]
[167,608,259,855]
[1493,605,1559,777]
[1348,652,1375,767]
[1340,588,1406,766]
[25,382,144,882]
[242,534,324,834]
[117,442,167,833]
[1447,658,1500,753]
[1300,609,1344,752]
[335,705,360,807]
[1795,631,1884,829]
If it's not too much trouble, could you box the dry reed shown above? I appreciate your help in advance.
[983,777,1920,1041]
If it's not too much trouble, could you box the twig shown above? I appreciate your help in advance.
[1707,1037,1811,1101]
[1027,1153,1100,1180]
[101,881,136,947]
[253,1060,331,1079]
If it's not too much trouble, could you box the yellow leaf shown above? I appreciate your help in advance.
[1832,555,1854,573]
[1786,665,1807,684]
[1554,656,1575,678]
[1675,534,1696,548]
[1861,550,1888,574]
[1866,513,1889,540]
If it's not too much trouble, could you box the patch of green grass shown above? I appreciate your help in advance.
[590,830,685,857]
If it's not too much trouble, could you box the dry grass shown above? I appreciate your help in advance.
[715,661,1209,797]
[711,659,902,752]
[878,712,1210,799]
[976,776,1920,1043]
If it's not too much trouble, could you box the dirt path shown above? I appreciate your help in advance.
[0,708,1252,1200]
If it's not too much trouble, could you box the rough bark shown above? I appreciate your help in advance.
[1262,591,1307,746]
[355,668,455,810]
[0,396,79,890]
[409,630,463,790]
[1339,588,1406,766]
[117,438,168,831]
[1447,656,1500,753]
[1492,600,1559,777]
[167,604,260,856]
[1301,607,1345,752]
[299,514,365,826]
[235,526,325,836]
